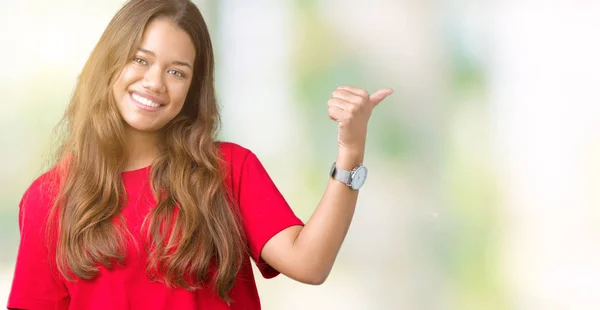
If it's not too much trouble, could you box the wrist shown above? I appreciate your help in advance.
[336,148,364,170]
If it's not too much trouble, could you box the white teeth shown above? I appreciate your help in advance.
[132,93,161,108]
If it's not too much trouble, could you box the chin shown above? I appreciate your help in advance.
[122,117,164,133]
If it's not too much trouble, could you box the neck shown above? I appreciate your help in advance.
[123,126,161,171]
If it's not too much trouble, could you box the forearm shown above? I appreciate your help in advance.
[259,86,392,285]
[291,149,364,281]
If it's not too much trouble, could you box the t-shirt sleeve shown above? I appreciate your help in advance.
[236,151,304,279]
[7,176,70,310]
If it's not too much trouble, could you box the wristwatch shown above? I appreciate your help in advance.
[330,162,368,190]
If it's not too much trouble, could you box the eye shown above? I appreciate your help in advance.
[168,69,185,78]
[133,57,148,65]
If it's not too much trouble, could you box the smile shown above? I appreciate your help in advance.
[131,93,162,108]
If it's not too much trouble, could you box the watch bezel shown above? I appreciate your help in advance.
[350,165,367,190]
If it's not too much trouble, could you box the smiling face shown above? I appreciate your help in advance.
[112,17,196,134]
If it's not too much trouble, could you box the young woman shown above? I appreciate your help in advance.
[7,0,392,309]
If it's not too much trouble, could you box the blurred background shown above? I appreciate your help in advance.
[1,0,599,309]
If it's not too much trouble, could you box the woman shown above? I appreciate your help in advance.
[7,0,392,309]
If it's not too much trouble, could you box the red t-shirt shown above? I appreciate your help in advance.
[7,142,304,310]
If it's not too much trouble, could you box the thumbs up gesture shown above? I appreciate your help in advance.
[328,85,393,155]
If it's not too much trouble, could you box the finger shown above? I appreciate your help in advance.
[331,89,363,105]
[336,85,369,98]
[369,88,394,107]
[328,106,347,122]
[328,98,355,111]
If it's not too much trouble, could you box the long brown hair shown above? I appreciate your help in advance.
[49,0,245,301]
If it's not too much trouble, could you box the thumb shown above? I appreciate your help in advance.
[369,88,394,107]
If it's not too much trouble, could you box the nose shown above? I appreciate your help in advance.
[141,66,166,93]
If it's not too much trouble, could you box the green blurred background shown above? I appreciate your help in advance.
[2,1,600,309]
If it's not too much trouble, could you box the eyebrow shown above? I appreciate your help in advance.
[138,48,193,69]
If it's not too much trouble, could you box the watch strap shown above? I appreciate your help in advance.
[330,162,352,186]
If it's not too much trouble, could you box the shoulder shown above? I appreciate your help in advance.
[21,167,61,203]
[216,141,255,170]
[216,141,266,191]
[217,141,251,161]
[19,166,62,224]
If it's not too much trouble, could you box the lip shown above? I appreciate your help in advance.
[129,91,166,106]
[129,92,164,112]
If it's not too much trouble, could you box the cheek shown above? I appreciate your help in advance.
[170,82,192,107]
[115,66,141,90]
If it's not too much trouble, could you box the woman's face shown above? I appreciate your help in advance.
[112,17,196,133]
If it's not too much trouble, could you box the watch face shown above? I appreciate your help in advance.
[351,166,367,190]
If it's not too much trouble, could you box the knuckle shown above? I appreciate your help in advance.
[351,96,363,105]
[347,104,358,113]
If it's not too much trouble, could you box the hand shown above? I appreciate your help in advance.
[327,85,393,155]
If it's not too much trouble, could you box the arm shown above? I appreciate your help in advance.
[261,85,393,284]
[8,173,71,309]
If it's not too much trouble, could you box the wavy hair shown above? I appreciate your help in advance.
[49,0,245,301]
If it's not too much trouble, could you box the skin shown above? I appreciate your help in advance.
[112,17,195,171]
[261,86,393,285]
[113,17,394,286]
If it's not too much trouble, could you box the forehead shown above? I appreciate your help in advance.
[139,17,196,65]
